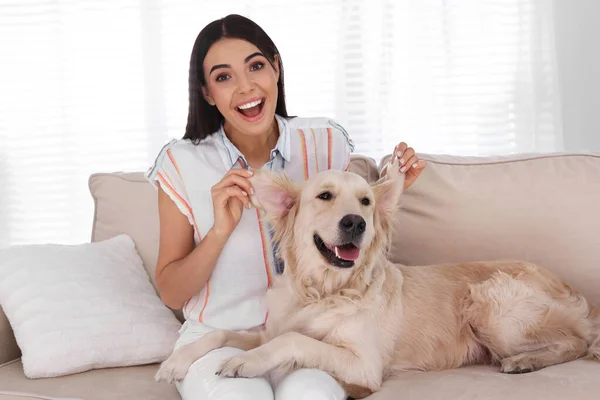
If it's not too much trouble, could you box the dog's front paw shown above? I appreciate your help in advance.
[500,354,537,374]
[155,352,195,384]
[216,353,268,378]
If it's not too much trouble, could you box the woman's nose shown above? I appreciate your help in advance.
[237,72,255,94]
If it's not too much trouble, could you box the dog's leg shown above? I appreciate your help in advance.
[584,306,600,361]
[499,337,588,374]
[465,266,592,374]
[216,331,381,397]
[155,330,262,383]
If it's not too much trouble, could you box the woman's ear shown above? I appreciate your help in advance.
[201,86,215,106]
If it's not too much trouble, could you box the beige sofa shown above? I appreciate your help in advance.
[1,152,600,400]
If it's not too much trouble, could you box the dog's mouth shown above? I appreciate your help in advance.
[313,234,360,268]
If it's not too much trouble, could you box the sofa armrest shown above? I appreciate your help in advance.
[0,306,20,363]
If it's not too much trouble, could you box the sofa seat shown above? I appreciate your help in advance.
[0,359,179,400]
[2,357,599,400]
[370,361,600,400]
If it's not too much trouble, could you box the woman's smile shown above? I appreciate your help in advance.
[235,97,266,122]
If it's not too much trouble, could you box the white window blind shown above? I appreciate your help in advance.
[0,0,562,247]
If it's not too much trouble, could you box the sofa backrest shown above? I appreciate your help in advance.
[380,152,600,306]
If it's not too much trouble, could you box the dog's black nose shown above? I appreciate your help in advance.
[339,214,366,238]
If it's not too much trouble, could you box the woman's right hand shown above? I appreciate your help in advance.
[210,168,254,239]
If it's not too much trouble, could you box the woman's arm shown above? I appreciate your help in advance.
[153,168,253,310]
[154,186,228,309]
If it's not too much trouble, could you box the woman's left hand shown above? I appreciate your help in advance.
[390,142,427,190]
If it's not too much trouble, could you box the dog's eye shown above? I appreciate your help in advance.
[361,197,371,206]
[317,191,333,201]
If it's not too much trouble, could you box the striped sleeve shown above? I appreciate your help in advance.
[327,119,355,172]
[145,139,195,227]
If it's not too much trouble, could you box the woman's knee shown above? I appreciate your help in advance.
[176,347,274,400]
[274,369,346,400]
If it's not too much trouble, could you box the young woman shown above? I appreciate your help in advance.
[146,14,426,400]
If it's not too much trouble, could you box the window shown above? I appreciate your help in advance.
[0,0,561,246]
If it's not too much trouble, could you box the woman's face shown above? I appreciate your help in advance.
[202,38,280,138]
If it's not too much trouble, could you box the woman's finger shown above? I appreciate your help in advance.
[395,142,408,155]
[397,147,415,167]
[400,155,419,173]
[392,142,406,162]
[223,175,253,195]
[212,173,253,195]
[214,186,250,209]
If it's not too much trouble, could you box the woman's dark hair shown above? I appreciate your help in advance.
[183,14,289,143]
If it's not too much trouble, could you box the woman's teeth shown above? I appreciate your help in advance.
[238,99,263,110]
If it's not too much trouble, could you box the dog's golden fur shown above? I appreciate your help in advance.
[156,159,600,398]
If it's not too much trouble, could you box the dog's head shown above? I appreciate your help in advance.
[249,160,405,294]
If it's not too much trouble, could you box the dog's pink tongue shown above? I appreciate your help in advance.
[335,246,360,261]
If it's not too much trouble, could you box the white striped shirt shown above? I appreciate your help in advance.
[145,114,354,331]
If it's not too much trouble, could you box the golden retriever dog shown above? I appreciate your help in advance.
[155,158,600,398]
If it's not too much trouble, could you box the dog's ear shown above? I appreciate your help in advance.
[373,157,405,218]
[249,169,299,220]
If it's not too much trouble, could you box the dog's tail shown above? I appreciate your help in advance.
[586,306,600,361]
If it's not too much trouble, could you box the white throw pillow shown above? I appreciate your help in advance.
[0,234,182,379]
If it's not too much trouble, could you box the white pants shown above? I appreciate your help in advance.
[173,321,347,400]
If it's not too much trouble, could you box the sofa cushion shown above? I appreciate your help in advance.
[347,154,380,184]
[0,235,182,379]
[89,171,162,288]
[381,153,600,306]
[0,359,180,400]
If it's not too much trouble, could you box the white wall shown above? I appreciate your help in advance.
[553,0,600,152]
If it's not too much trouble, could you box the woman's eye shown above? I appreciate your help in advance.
[216,74,230,82]
[250,61,264,71]
[317,191,333,201]
[361,197,371,206]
